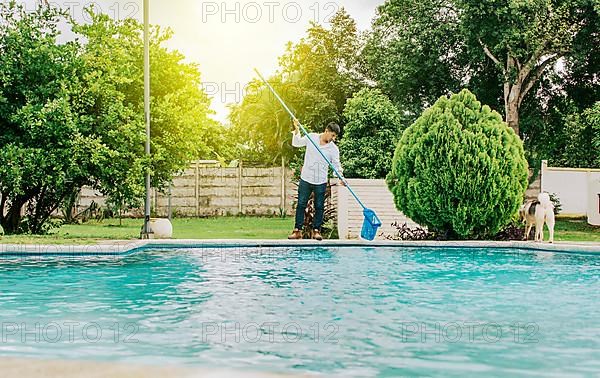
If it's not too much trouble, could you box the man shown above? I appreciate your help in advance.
[288,119,344,240]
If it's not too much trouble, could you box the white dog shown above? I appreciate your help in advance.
[519,193,555,243]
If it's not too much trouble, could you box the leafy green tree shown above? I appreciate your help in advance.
[0,3,92,233]
[366,0,598,136]
[538,100,599,168]
[387,90,529,239]
[559,107,597,168]
[461,0,594,134]
[364,0,464,117]
[229,8,364,164]
[584,102,600,167]
[278,8,364,115]
[74,12,221,207]
[520,6,600,169]
[0,3,220,233]
[339,88,403,178]
[228,76,338,165]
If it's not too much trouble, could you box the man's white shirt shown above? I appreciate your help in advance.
[292,131,343,185]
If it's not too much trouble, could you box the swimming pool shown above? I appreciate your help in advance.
[1,246,599,376]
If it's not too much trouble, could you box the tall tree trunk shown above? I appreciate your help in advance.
[480,40,559,139]
[504,83,521,136]
[28,187,70,234]
[506,105,520,135]
[31,199,64,235]
[0,192,6,224]
[3,197,28,234]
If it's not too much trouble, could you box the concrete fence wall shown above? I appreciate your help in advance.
[540,160,600,224]
[73,161,297,218]
[13,159,599,228]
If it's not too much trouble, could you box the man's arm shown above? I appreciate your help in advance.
[291,118,307,147]
[331,146,346,186]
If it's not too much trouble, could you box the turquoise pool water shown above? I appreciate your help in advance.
[0,247,599,376]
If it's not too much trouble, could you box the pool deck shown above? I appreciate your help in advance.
[0,239,599,256]
[0,358,303,378]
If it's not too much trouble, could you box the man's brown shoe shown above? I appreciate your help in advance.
[288,229,302,240]
[312,229,323,241]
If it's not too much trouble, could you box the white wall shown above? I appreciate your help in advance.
[588,175,600,226]
[540,160,600,224]
[335,179,419,239]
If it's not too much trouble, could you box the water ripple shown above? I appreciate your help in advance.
[0,247,599,376]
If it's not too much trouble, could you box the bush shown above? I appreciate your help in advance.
[386,89,529,239]
[383,222,433,241]
[494,220,526,241]
[339,88,403,178]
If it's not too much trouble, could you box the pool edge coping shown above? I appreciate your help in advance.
[0,239,599,256]
[0,357,302,378]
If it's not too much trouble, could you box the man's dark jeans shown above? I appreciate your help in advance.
[294,179,327,231]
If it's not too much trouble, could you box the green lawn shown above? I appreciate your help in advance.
[551,218,600,243]
[0,217,598,244]
[0,217,294,244]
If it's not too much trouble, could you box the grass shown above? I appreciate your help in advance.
[0,217,598,245]
[550,218,600,243]
[0,217,294,244]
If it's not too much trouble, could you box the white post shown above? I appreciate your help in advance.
[540,160,548,194]
[337,181,349,239]
[588,172,600,226]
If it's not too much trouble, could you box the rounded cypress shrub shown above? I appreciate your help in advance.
[386,89,528,239]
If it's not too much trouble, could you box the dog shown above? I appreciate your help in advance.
[519,193,555,243]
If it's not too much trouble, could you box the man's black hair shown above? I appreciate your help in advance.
[325,122,341,135]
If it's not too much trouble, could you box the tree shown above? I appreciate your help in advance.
[366,0,598,135]
[0,2,93,233]
[228,8,364,165]
[278,8,364,115]
[527,98,599,169]
[584,102,600,167]
[387,90,529,239]
[339,88,404,178]
[228,75,339,165]
[0,3,220,233]
[364,0,466,117]
[461,0,593,134]
[74,12,222,206]
[520,5,600,169]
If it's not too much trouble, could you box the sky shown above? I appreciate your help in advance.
[16,0,385,123]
